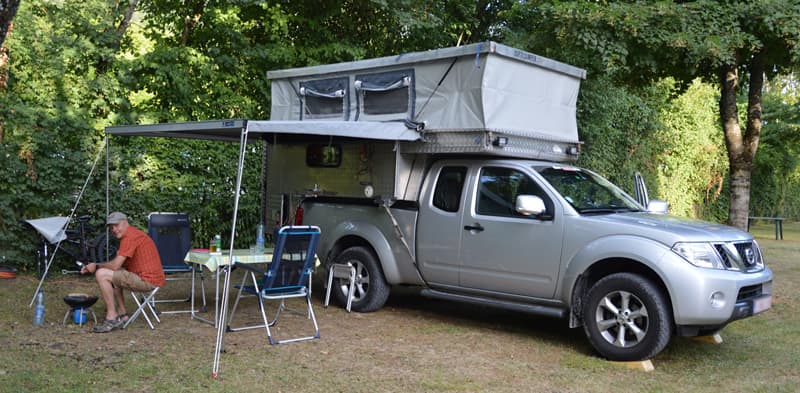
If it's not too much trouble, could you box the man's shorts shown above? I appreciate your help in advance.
[112,269,156,292]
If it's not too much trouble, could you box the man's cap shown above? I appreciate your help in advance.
[106,212,128,225]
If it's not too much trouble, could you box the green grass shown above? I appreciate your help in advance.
[0,222,797,392]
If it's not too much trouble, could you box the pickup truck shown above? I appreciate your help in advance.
[301,157,773,361]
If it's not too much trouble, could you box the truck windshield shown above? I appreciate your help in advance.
[535,166,642,214]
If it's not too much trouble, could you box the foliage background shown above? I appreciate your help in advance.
[1,0,798,272]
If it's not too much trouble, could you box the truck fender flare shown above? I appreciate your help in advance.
[326,219,403,284]
[558,235,673,325]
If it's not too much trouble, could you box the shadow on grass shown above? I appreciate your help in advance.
[374,286,592,356]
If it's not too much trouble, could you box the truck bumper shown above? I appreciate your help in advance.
[659,251,773,328]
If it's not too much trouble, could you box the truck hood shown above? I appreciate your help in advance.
[583,212,753,244]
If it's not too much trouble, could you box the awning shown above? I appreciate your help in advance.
[105,119,422,142]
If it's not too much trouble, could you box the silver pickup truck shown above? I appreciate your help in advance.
[301,157,773,361]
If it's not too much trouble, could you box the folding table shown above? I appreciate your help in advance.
[184,249,273,327]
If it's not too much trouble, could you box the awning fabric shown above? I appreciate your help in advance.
[105,119,421,142]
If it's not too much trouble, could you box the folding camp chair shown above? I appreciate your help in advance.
[123,287,161,329]
[324,262,356,312]
[147,212,207,315]
[227,226,321,345]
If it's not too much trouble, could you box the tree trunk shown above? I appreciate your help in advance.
[0,0,19,143]
[116,0,139,43]
[719,52,765,231]
[0,0,21,48]
[718,63,748,230]
[96,0,139,74]
[181,1,206,46]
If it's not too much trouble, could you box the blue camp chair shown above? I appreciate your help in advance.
[147,212,207,315]
[226,225,321,345]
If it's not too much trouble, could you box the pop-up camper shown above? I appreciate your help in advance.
[263,41,585,219]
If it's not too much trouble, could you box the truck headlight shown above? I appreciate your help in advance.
[672,242,725,269]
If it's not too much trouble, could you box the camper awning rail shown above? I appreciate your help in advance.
[105,120,422,142]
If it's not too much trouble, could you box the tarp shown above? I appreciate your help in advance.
[25,217,69,244]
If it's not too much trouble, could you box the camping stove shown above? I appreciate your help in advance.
[62,293,98,326]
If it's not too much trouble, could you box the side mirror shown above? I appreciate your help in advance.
[646,199,669,214]
[516,195,546,216]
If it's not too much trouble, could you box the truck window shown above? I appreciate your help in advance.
[477,167,548,218]
[433,166,467,212]
[536,166,640,214]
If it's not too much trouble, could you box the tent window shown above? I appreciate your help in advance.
[299,77,349,120]
[355,70,414,119]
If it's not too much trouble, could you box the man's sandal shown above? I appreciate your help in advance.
[117,313,129,323]
[92,318,123,333]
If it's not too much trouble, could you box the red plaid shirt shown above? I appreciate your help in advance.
[117,226,166,287]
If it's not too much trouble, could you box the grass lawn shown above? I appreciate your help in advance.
[0,221,797,392]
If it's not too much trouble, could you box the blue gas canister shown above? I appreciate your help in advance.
[73,308,87,324]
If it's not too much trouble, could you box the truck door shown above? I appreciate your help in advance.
[459,165,564,299]
[416,165,468,287]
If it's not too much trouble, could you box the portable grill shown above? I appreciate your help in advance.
[62,293,98,326]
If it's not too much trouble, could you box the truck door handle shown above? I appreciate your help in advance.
[464,223,484,232]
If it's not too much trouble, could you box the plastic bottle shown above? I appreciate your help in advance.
[255,223,265,253]
[33,290,45,326]
[214,234,222,252]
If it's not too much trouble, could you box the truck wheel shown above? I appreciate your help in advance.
[331,246,390,312]
[582,272,672,361]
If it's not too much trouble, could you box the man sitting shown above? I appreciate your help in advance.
[80,212,166,333]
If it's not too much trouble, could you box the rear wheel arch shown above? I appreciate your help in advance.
[329,243,390,312]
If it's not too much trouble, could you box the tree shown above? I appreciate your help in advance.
[0,0,20,48]
[1,0,21,141]
[508,0,800,229]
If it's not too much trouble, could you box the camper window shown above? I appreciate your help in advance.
[299,77,349,120]
[355,69,414,120]
[306,144,342,167]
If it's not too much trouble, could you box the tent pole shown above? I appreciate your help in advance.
[105,136,110,259]
[30,137,108,307]
[212,123,249,378]
[260,138,269,228]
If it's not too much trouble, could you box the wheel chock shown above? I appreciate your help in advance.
[610,359,654,372]
[691,333,723,344]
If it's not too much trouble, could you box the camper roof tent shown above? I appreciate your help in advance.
[268,41,586,162]
[106,42,586,162]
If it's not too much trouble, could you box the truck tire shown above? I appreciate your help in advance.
[331,246,390,312]
[582,272,672,361]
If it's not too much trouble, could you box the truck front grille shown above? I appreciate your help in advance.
[713,241,764,272]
